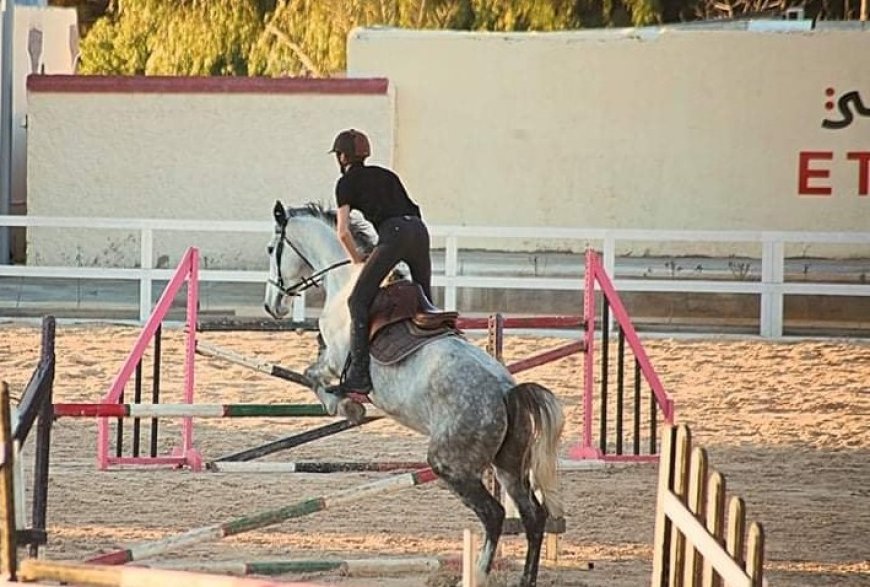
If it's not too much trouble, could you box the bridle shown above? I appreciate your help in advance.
[269,224,350,297]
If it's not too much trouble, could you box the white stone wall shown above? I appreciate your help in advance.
[23,27,870,266]
[348,27,870,255]
[26,77,394,267]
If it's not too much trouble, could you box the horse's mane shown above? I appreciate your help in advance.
[286,202,376,255]
[285,202,409,282]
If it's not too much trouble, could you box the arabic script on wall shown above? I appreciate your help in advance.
[797,87,869,197]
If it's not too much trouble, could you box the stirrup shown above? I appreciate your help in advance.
[324,381,372,396]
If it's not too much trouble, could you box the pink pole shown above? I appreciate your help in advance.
[588,252,674,422]
[566,250,601,460]
[583,249,601,458]
[98,247,203,470]
[102,250,195,405]
[181,248,199,469]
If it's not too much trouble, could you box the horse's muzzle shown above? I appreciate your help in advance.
[264,303,285,320]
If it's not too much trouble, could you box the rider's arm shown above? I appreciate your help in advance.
[336,205,365,264]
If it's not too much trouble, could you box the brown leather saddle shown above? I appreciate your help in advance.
[368,282,460,365]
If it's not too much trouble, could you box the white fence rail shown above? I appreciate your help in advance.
[2,215,870,338]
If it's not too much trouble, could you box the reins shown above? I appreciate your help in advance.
[269,228,351,297]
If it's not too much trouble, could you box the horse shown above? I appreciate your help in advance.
[263,201,565,587]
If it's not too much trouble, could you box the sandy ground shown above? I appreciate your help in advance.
[0,323,868,586]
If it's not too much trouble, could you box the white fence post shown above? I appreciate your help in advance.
[602,235,616,334]
[139,226,153,323]
[292,291,307,323]
[760,239,784,338]
[444,234,458,311]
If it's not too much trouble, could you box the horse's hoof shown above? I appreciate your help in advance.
[338,398,367,425]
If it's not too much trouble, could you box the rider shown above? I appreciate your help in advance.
[327,129,432,395]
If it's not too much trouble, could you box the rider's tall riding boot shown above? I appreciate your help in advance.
[326,317,373,395]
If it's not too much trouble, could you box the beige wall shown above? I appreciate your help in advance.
[348,28,870,254]
[27,77,393,266]
[23,28,870,266]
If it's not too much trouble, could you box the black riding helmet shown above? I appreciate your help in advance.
[329,129,371,163]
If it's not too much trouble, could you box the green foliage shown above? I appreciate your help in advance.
[78,0,262,75]
[75,0,814,77]
[247,0,590,76]
[146,0,261,75]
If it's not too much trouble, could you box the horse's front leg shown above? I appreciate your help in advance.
[303,334,366,424]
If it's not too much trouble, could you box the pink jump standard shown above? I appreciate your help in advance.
[568,249,675,462]
[97,247,201,471]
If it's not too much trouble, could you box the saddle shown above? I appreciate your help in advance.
[368,282,460,365]
[368,282,459,341]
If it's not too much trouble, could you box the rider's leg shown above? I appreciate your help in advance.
[341,228,403,391]
[400,217,433,303]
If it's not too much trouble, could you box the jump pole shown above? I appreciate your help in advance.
[209,417,380,463]
[195,342,314,389]
[206,460,429,473]
[18,560,321,587]
[57,404,337,419]
[140,555,513,577]
[85,467,438,565]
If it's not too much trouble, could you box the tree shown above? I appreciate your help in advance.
[75,0,264,75]
[247,0,615,77]
[68,0,841,78]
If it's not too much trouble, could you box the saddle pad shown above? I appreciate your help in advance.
[371,320,458,366]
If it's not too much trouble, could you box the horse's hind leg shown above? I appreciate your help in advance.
[429,459,504,583]
[495,450,548,586]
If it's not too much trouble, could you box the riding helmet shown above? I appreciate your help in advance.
[329,129,371,162]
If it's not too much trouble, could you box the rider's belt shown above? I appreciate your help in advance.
[377,215,420,231]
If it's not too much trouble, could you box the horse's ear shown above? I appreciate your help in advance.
[273,201,288,227]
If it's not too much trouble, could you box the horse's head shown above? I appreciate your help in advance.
[263,200,377,321]
[263,200,315,320]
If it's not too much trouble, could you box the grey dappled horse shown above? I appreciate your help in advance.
[263,201,564,587]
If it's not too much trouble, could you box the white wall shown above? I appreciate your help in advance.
[23,27,870,266]
[26,77,393,266]
[348,27,870,255]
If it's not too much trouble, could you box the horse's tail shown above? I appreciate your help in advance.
[503,382,565,518]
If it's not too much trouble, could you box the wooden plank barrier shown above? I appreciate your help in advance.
[9,317,55,557]
[0,383,18,581]
[651,424,766,587]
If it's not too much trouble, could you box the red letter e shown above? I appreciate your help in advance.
[798,151,833,196]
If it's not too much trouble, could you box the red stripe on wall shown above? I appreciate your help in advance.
[27,75,389,95]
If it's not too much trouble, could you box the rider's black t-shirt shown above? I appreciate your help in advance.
[335,164,421,230]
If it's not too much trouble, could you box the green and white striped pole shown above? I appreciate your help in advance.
[86,468,437,565]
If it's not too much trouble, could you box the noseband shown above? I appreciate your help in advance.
[269,226,350,297]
